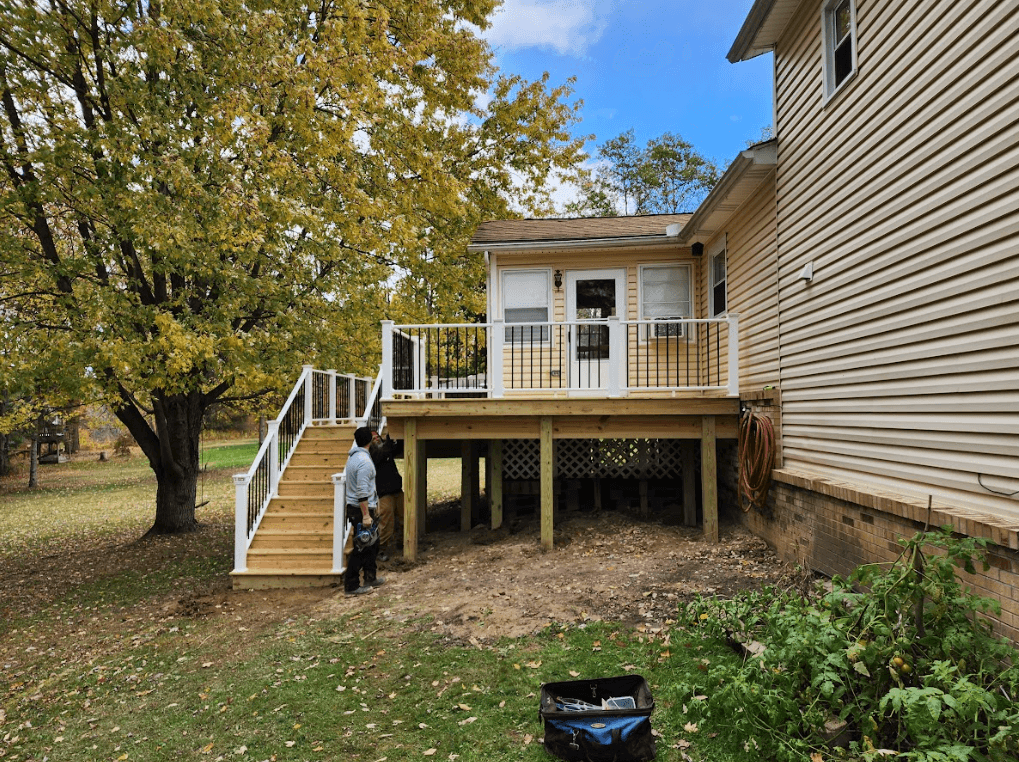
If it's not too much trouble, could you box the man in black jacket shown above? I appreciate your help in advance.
[370,432,404,560]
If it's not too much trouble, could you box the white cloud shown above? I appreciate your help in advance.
[485,0,611,57]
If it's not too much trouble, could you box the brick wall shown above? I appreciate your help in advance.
[738,471,1019,643]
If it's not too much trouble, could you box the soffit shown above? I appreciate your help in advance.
[727,0,803,62]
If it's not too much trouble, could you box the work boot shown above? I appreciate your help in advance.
[368,577,385,587]
[345,586,372,596]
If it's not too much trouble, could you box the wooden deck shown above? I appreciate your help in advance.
[384,395,740,560]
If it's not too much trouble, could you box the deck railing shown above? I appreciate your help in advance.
[381,315,739,399]
[233,365,379,575]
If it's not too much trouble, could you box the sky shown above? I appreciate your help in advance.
[480,0,775,193]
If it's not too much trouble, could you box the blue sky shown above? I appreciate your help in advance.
[481,0,775,177]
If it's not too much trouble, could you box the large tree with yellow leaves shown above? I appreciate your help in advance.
[0,0,583,533]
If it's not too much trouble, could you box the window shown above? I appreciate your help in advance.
[822,0,857,98]
[502,269,550,341]
[640,264,691,339]
[710,247,727,317]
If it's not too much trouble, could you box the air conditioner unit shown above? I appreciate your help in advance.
[652,318,685,339]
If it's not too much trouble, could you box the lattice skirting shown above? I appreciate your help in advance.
[501,439,684,480]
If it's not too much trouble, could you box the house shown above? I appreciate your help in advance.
[234,0,1019,642]
[718,0,1019,640]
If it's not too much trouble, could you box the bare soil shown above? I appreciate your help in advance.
[316,503,800,643]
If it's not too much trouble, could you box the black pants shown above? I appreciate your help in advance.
[345,522,379,592]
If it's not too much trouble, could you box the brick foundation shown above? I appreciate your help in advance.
[737,470,1019,643]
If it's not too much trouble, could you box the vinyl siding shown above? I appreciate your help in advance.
[773,0,1019,518]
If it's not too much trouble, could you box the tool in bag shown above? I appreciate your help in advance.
[539,674,655,761]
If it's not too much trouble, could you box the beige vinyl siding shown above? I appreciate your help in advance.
[719,178,780,391]
[773,0,1019,518]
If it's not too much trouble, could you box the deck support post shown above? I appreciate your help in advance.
[682,442,697,527]
[403,418,419,562]
[416,436,427,540]
[461,441,472,532]
[701,415,718,542]
[490,439,503,529]
[540,416,553,551]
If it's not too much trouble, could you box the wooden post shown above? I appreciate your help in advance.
[540,417,553,551]
[403,419,419,562]
[682,442,697,527]
[460,440,472,532]
[471,443,481,526]
[701,416,718,543]
[490,439,503,529]
[416,436,427,539]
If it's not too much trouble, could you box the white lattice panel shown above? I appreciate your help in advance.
[501,438,683,480]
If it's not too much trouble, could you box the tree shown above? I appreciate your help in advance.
[564,129,719,217]
[0,0,583,533]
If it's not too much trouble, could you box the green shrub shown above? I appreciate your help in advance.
[672,529,1019,761]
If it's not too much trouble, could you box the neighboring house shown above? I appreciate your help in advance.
[716,0,1019,639]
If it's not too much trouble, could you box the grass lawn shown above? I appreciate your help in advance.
[0,443,742,762]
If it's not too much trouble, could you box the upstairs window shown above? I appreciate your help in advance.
[640,264,691,339]
[823,0,857,98]
[502,269,550,342]
[710,247,727,317]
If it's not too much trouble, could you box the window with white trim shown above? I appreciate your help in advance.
[822,0,857,98]
[640,264,691,339]
[502,269,550,341]
[710,247,727,317]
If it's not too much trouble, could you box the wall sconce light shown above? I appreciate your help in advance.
[554,270,563,290]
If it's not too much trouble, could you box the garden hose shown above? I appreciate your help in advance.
[738,408,775,512]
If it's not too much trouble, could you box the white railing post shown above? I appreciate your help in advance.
[328,369,337,424]
[490,319,504,398]
[344,373,355,421]
[608,317,624,397]
[233,474,250,573]
[381,320,394,399]
[727,313,740,397]
[267,420,280,496]
[331,473,347,574]
[303,364,313,425]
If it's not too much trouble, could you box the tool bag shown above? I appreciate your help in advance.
[539,674,655,762]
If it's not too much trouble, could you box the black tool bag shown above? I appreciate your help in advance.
[539,674,655,762]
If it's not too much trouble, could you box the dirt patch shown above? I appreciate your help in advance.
[318,510,799,643]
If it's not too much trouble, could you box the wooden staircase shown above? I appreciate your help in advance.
[231,424,354,589]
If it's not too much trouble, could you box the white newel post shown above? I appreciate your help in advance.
[727,313,740,397]
[233,474,249,573]
[328,370,337,424]
[381,320,394,399]
[267,420,280,496]
[331,473,347,574]
[490,319,504,398]
[344,374,356,421]
[302,364,314,426]
[608,316,624,397]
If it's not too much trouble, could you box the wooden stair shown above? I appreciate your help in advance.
[231,424,355,589]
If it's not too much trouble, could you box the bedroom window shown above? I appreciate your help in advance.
[823,0,857,98]
[640,264,691,339]
[502,269,550,341]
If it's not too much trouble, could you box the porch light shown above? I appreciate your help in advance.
[554,270,563,289]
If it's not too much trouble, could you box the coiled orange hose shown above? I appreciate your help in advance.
[738,408,775,512]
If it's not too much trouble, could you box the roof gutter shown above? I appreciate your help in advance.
[677,141,777,244]
[466,234,686,254]
[727,0,778,62]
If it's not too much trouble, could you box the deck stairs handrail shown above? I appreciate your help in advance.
[232,365,380,576]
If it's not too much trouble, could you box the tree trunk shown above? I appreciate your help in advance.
[114,388,206,534]
[65,415,81,454]
[0,431,10,477]
[258,414,267,445]
[28,434,39,488]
